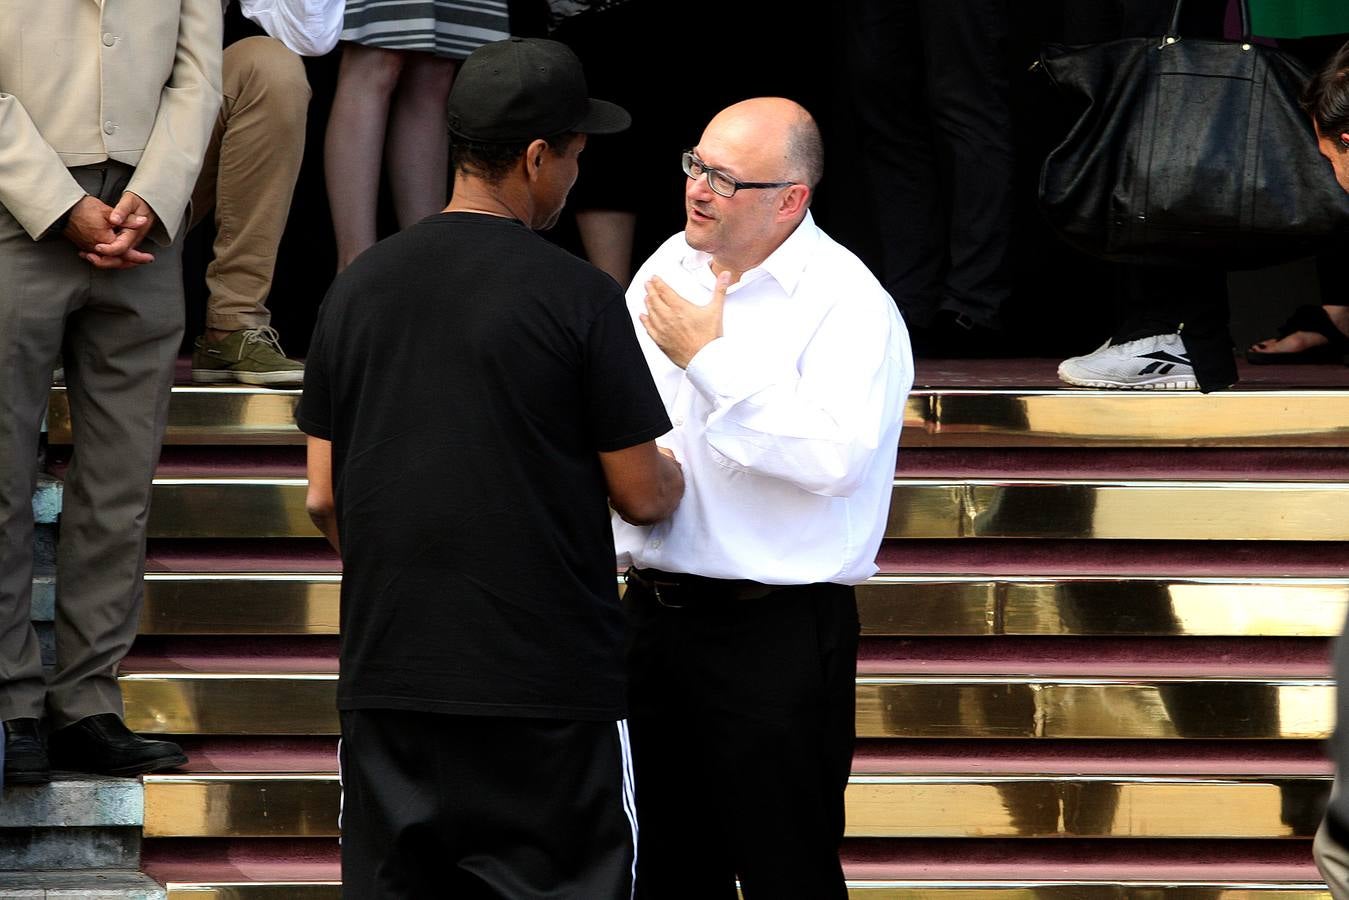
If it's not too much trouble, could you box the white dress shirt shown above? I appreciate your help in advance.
[613,211,914,586]
[236,0,343,56]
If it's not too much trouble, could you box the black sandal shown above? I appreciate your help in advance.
[1245,304,1349,365]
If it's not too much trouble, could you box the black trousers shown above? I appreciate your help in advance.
[1062,0,1238,392]
[625,579,859,900]
[844,0,1015,329]
[339,709,636,899]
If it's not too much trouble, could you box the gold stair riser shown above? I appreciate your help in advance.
[49,389,304,446]
[888,482,1349,541]
[136,481,1349,540]
[855,680,1333,740]
[141,776,1330,839]
[905,391,1349,448]
[121,677,1334,739]
[140,577,340,635]
[148,481,315,539]
[52,388,1349,448]
[857,579,1349,637]
[132,576,1349,637]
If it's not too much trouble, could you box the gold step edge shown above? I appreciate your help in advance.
[142,774,1334,785]
[118,674,1336,686]
[134,477,1349,487]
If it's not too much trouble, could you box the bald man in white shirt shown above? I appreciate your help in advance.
[614,97,914,900]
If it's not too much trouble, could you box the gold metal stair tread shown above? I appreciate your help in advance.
[120,674,1333,739]
[141,772,1330,839]
[50,384,1349,448]
[858,576,1349,636]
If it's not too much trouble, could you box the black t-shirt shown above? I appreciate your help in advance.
[296,213,670,720]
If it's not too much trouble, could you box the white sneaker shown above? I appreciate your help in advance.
[1057,333,1198,390]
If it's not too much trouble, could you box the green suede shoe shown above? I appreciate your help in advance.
[191,326,304,387]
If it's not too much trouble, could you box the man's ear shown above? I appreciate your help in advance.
[1339,131,1349,150]
[524,138,549,180]
[777,183,810,220]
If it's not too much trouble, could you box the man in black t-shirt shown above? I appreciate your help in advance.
[295,38,683,899]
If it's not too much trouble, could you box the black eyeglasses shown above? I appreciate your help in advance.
[681,151,795,198]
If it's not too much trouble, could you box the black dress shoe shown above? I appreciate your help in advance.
[48,714,187,777]
[3,718,51,785]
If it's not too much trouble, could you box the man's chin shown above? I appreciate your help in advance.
[684,218,713,249]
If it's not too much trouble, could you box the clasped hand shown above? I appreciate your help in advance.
[640,271,731,369]
[64,192,157,270]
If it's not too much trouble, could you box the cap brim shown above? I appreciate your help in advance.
[574,98,631,135]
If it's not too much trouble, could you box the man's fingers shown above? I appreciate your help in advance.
[109,192,145,227]
[710,270,731,309]
[93,230,138,257]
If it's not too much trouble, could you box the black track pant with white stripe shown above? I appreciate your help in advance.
[339,709,637,899]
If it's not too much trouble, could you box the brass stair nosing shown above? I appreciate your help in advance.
[161,883,1332,900]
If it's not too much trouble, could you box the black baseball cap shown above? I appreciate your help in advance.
[446,38,631,142]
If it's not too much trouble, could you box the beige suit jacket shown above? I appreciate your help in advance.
[0,0,222,243]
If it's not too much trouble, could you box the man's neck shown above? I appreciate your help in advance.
[445,178,529,223]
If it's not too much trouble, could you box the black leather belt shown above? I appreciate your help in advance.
[625,567,782,607]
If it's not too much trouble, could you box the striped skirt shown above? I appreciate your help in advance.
[341,0,510,59]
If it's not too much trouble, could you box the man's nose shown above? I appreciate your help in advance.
[686,172,715,202]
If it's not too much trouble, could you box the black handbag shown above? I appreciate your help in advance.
[1038,0,1349,270]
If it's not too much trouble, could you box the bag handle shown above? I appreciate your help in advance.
[1166,0,1250,43]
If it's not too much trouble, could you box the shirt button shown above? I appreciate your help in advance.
[102,33,117,46]
[672,416,684,426]
[650,539,662,549]
[103,121,117,134]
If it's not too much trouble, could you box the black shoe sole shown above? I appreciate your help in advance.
[50,751,188,778]
[4,767,53,785]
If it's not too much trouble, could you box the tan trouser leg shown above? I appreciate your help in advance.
[192,36,310,332]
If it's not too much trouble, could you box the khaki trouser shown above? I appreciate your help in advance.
[1317,815,1349,900]
[190,35,309,332]
[0,162,183,725]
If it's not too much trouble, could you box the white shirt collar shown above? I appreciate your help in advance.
[678,211,819,296]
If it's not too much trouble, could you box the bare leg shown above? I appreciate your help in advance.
[325,43,405,271]
[386,52,457,229]
[576,209,637,287]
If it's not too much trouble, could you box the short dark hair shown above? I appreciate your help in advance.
[784,110,824,190]
[449,132,581,185]
[1304,40,1349,147]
